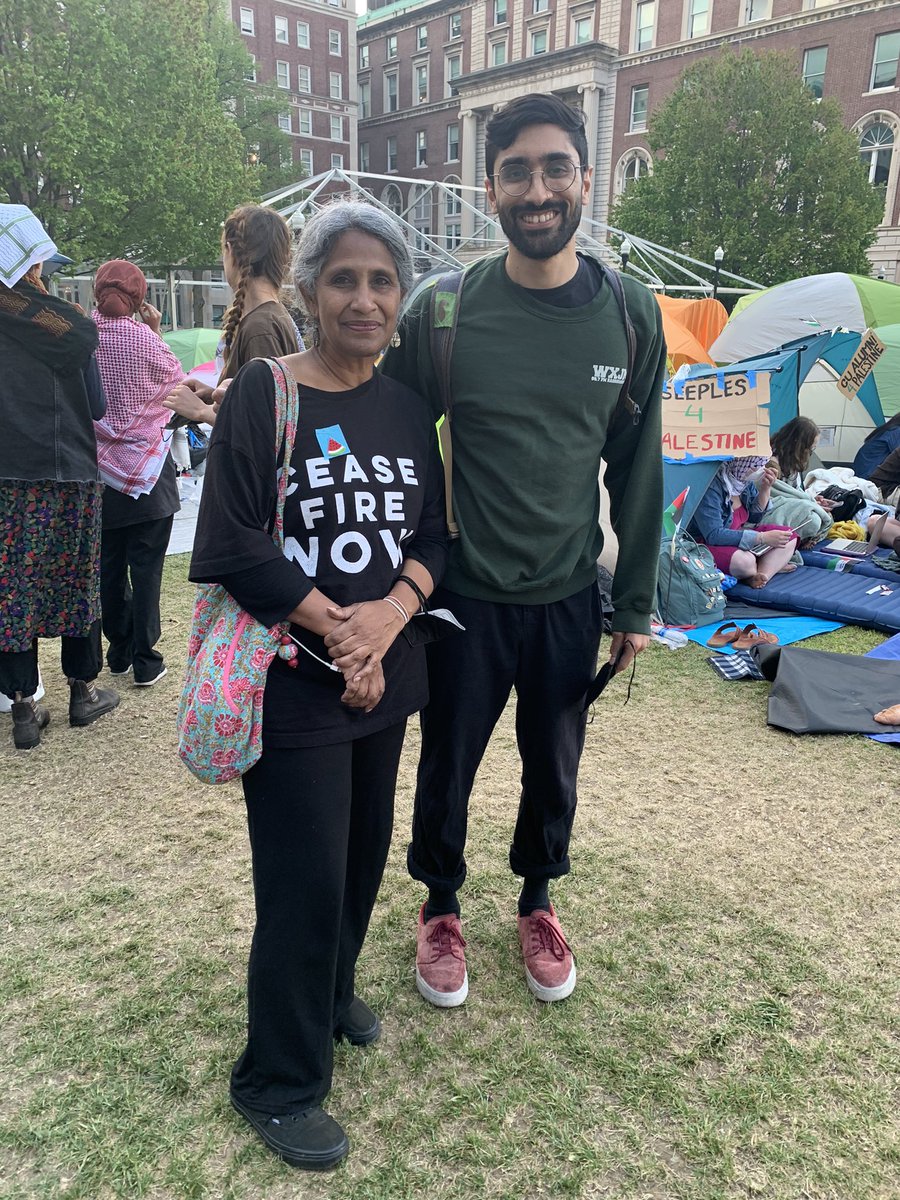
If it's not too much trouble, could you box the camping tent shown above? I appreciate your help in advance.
[655,295,728,371]
[662,330,883,525]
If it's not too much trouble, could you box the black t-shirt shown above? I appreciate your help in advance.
[190,359,448,748]
[102,454,180,529]
[520,254,603,309]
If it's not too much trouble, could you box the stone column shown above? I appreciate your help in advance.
[577,82,602,232]
[460,108,478,240]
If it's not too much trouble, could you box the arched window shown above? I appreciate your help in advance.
[442,175,463,250]
[614,148,653,195]
[409,183,432,254]
[860,121,894,187]
[381,183,403,215]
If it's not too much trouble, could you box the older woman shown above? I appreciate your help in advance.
[189,201,447,1170]
[688,456,798,588]
[0,205,119,750]
[92,260,185,686]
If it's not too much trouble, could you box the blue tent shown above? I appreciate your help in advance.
[663,330,882,526]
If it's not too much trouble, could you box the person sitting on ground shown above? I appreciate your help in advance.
[163,204,301,427]
[688,456,798,588]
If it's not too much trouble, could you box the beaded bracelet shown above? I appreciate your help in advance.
[383,594,410,624]
[397,573,427,613]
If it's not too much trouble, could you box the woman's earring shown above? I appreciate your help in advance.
[390,330,401,349]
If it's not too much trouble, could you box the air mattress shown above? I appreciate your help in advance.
[728,564,900,633]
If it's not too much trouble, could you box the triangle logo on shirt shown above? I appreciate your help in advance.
[315,424,350,459]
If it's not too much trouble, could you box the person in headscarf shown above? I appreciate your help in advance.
[92,260,185,686]
[0,204,119,749]
[688,455,798,588]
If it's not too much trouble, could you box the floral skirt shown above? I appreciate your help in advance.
[0,481,102,652]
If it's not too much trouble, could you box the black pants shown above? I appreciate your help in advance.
[100,516,173,681]
[0,619,102,700]
[230,720,407,1115]
[408,584,602,893]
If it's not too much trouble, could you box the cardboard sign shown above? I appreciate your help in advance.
[661,371,771,460]
[837,329,885,400]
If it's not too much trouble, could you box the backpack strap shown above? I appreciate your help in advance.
[429,269,466,539]
[600,263,642,435]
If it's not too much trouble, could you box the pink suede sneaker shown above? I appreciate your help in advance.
[517,906,576,1002]
[415,905,468,1007]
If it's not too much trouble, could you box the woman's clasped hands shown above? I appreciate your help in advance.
[325,598,408,713]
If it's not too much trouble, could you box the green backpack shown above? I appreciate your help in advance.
[656,531,726,628]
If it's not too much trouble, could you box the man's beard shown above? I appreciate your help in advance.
[497,199,582,260]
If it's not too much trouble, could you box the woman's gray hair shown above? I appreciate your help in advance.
[292,200,414,338]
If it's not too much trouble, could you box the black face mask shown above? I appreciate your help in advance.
[582,642,636,713]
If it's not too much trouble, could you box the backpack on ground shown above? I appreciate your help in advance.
[656,531,726,628]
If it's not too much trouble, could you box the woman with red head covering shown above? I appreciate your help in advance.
[92,260,185,686]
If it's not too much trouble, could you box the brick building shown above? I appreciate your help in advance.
[357,0,900,279]
[229,0,357,181]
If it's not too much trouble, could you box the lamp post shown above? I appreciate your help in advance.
[290,207,306,239]
[620,237,632,273]
[713,245,724,300]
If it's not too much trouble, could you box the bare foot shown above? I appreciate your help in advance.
[746,573,769,588]
[874,704,900,725]
[778,563,799,574]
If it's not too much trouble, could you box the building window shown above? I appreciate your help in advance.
[494,0,507,22]
[802,46,828,99]
[278,111,291,132]
[415,63,428,103]
[359,80,371,119]
[276,60,290,89]
[359,142,370,171]
[239,7,254,35]
[382,183,403,214]
[297,21,310,48]
[298,65,311,93]
[331,154,344,169]
[386,136,397,172]
[534,0,549,12]
[359,43,369,68]
[275,15,288,43]
[860,122,894,186]
[635,2,655,51]
[686,0,709,38]
[573,15,592,44]
[417,24,428,49]
[330,71,343,99]
[416,130,427,167]
[445,182,462,215]
[530,28,548,55]
[386,34,398,59]
[298,107,312,135]
[447,122,460,160]
[244,55,257,83]
[449,12,462,38]
[330,115,344,141]
[329,29,341,55]
[300,148,313,175]
[385,71,398,113]
[446,53,461,95]
[491,38,507,65]
[446,222,461,250]
[615,148,653,194]
[629,85,649,132]
[743,0,770,21]
[871,32,900,90]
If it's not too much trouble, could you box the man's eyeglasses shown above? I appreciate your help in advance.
[492,160,583,197]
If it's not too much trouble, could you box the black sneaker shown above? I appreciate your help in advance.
[68,680,120,727]
[230,1095,349,1171]
[134,664,167,687]
[11,697,50,750]
[334,996,381,1046]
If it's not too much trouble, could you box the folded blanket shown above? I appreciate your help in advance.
[804,466,881,502]
[765,478,833,543]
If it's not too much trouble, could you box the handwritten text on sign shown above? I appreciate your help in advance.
[837,330,885,401]
[661,371,771,459]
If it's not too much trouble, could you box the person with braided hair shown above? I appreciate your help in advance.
[164,205,301,426]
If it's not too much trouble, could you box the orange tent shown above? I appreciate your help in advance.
[655,295,729,371]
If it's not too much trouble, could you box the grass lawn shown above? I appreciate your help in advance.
[1,554,898,1200]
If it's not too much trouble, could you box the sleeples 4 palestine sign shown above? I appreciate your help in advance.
[661,371,772,460]
[836,330,885,401]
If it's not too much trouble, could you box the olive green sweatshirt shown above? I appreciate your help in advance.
[380,252,666,634]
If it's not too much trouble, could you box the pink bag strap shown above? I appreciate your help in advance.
[265,358,300,552]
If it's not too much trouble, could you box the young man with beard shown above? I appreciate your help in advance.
[377,93,666,1006]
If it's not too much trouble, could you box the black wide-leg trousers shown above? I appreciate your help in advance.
[0,620,102,700]
[408,583,603,893]
[100,516,172,681]
[230,720,407,1115]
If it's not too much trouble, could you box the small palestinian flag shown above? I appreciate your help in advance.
[662,486,689,539]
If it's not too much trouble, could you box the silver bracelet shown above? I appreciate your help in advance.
[383,594,410,624]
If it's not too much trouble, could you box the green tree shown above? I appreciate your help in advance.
[0,0,254,263]
[611,50,884,286]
